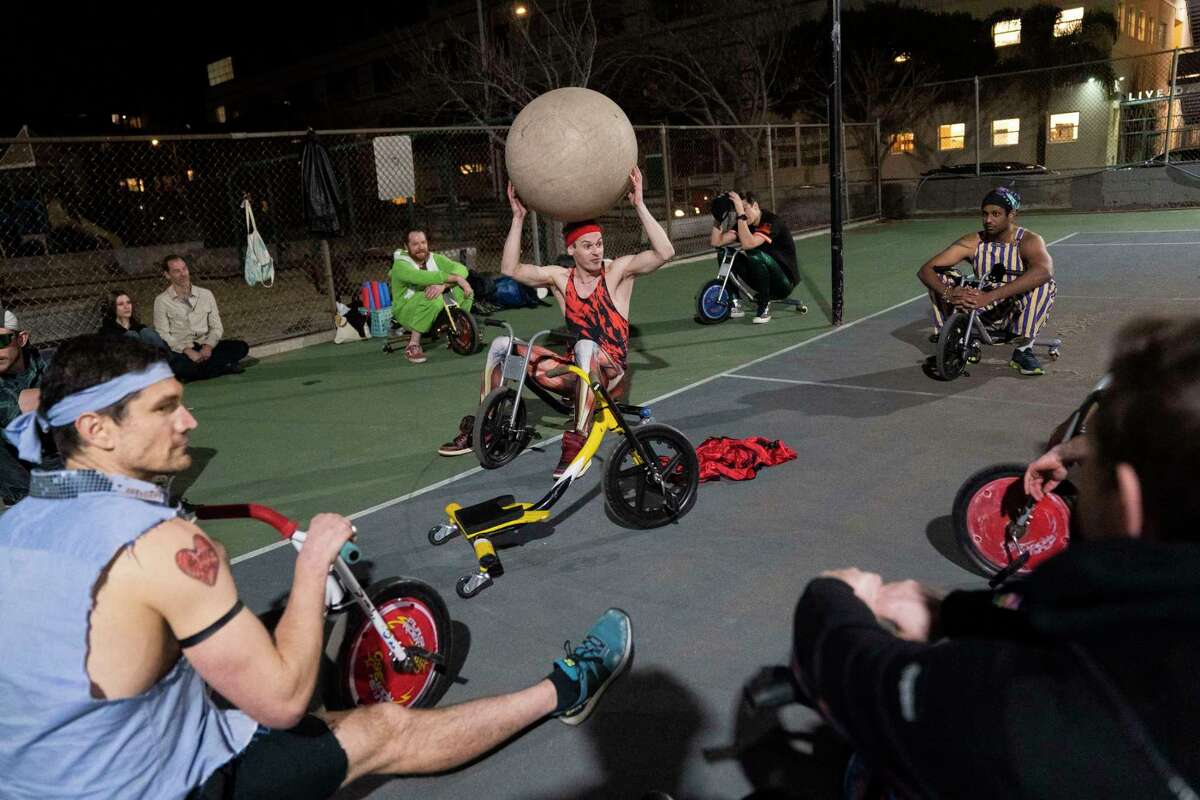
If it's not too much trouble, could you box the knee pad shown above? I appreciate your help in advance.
[485,335,511,373]
[573,339,599,374]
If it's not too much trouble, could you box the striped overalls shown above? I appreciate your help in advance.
[930,227,1056,343]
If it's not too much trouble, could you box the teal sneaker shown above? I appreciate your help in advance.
[1010,348,1045,376]
[553,608,633,725]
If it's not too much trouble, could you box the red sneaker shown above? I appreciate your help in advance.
[553,431,587,478]
[438,415,474,456]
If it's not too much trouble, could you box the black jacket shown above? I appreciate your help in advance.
[792,540,1200,799]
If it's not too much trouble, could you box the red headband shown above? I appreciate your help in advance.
[563,223,602,249]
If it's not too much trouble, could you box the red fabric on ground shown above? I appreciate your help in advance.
[695,436,797,482]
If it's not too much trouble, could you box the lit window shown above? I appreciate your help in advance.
[1049,112,1080,143]
[186,169,195,181]
[890,132,915,154]
[1137,11,1146,41]
[939,123,966,150]
[207,57,234,87]
[993,18,1021,47]
[1117,2,1124,33]
[128,117,144,130]
[458,162,486,175]
[1054,7,1084,36]
[1158,22,1168,47]
[1149,16,1156,43]
[124,178,145,192]
[215,106,227,124]
[111,113,121,125]
[993,118,1020,146]
[1125,7,1136,36]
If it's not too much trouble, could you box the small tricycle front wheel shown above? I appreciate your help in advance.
[952,463,1073,577]
[445,308,481,355]
[335,578,452,709]
[696,279,734,325]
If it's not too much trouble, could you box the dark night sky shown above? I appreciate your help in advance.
[1,6,429,134]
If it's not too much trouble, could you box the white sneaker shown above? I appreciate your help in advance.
[729,301,745,319]
[752,309,772,324]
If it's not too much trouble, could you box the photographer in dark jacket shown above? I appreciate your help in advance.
[792,314,1200,799]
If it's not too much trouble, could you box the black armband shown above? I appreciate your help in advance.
[178,599,245,648]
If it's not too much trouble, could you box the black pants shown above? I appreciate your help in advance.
[0,440,62,505]
[169,340,250,383]
[189,716,348,800]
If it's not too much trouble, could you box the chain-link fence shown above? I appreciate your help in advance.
[0,122,879,347]
[878,47,1200,216]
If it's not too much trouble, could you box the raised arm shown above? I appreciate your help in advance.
[131,514,354,729]
[500,182,561,288]
[612,166,675,278]
[728,192,766,251]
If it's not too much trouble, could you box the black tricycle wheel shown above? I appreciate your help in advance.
[335,578,452,709]
[446,308,481,355]
[935,312,972,381]
[603,423,700,528]
[696,279,733,325]
[473,387,530,469]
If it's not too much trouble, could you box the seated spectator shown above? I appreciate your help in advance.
[791,315,1200,798]
[98,289,169,352]
[0,334,633,799]
[0,309,56,504]
[153,255,249,382]
[389,229,474,364]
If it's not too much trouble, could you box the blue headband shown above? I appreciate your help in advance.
[5,362,175,463]
[982,187,1020,212]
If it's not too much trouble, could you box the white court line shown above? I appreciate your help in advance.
[1054,241,1200,247]
[232,230,1079,565]
[723,373,1073,410]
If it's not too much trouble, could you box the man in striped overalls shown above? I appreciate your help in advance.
[917,188,1056,375]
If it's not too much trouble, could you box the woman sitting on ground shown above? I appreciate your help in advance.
[98,289,169,351]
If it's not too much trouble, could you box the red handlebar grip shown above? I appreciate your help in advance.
[191,503,299,539]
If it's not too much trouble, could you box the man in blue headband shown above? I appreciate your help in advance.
[0,333,632,800]
[916,187,1057,375]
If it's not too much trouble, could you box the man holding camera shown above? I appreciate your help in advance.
[709,191,798,324]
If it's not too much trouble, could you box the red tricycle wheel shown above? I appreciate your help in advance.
[337,579,451,709]
[952,464,1073,577]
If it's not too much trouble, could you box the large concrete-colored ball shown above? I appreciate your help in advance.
[505,88,638,222]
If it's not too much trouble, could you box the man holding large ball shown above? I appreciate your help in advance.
[439,167,675,477]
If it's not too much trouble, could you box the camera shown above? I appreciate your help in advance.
[709,192,735,223]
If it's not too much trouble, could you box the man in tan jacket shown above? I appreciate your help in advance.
[153,255,249,382]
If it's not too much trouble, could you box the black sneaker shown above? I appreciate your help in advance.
[438,415,475,456]
[1009,348,1045,376]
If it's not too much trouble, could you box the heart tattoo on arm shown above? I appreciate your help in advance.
[176,534,220,586]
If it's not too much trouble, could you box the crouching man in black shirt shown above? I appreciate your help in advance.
[792,314,1200,799]
[709,191,799,324]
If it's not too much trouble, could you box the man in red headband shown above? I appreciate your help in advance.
[439,166,675,477]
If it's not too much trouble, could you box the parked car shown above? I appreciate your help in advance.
[921,162,1052,177]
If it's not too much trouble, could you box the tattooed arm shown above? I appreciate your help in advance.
[131,514,354,728]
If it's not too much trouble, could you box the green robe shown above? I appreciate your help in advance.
[389,251,474,333]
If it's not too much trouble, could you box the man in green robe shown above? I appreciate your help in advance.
[389,229,474,363]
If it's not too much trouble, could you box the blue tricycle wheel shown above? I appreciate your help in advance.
[696,279,732,324]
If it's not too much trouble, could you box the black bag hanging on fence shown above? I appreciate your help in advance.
[301,129,344,236]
